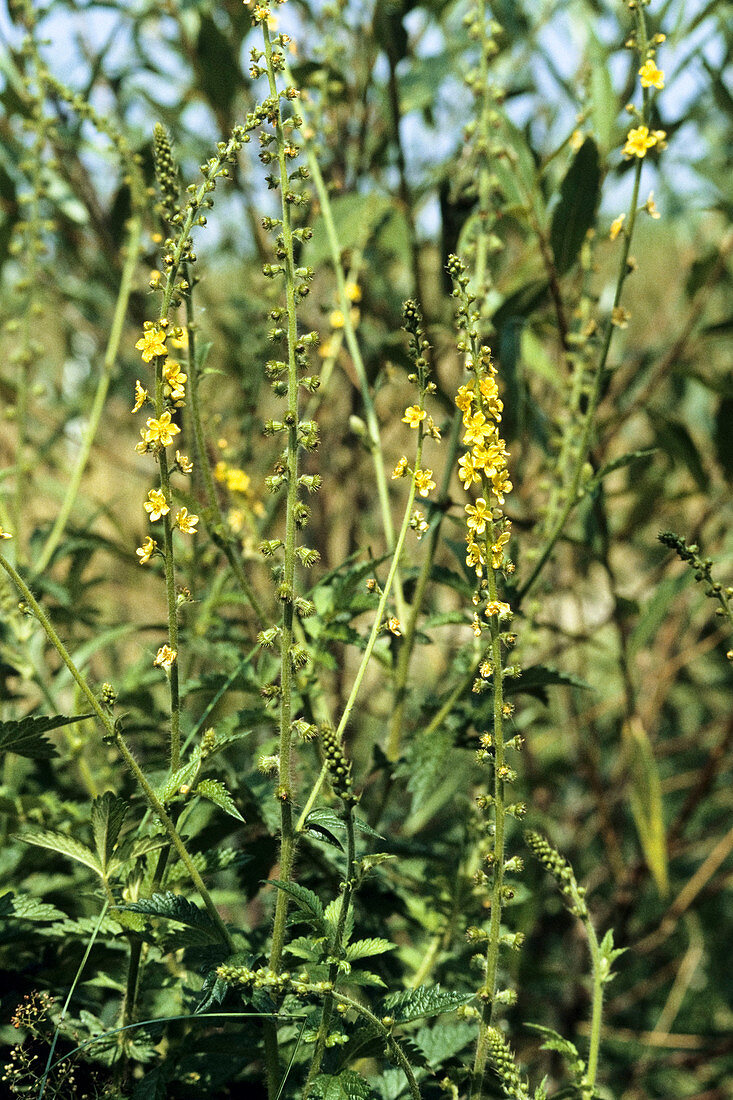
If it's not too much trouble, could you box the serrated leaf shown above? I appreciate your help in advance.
[196,778,245,822]
[550,139,601,275]
[622,717,669,897]
[18,830,103,877]
[345,938,396,962]
[269,879,326,932]
[526,1024,581,1063]
[0,713,91,759]
[304,807,384,841]
[0,892,66,922]
[91,791,128,873]
[157,759,200,804]
[118,892,220,940]
[310,1070,373,1100]
[414,1019,476,1067]
[380,985,472,1024]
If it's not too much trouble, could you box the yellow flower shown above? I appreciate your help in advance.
[225,468,251,494]
[466,537,486,577]
[153,644,177,670]
[491,525,511,568]
[169,328,188,350]
[132,380,148,412]
[411,510,429,539]
[345,282,362,303]
[228,508,245,533]
[175,450,193,474]
[622,125,662,159]
[162,359,187,404]
[329,308,345,329]
[458,452,479,490]
[402,405,426,428]
[214,460,228,482]
[136,536,157,564]
[174,507,199,534]
[144,489,169,522]
[478,375,499,401]
[465,497,490,536]
[463,411,492,446]
[414,469,436,498]
[144,411,181,447]
[387,617,402,636]
[485,599,510,618]
[491,469,513,505]
[455,385,474,413]
[318,336,337,359]
[643,191,661,219]
[569,129,584,152]
[0,526,13,539]
[392,456,408,479]
[135,326,167,362]
[609,213,626,241]
[639,59,664,90]
[611,306,630,328]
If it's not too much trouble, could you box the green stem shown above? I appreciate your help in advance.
[34,215,142,575]
[333,992,422,1100]
[585,918,604,1094]
[288,63,406,625]
[303,806,356,1096]
[156,445,181,772]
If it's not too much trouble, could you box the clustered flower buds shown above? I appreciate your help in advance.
[320,725,358,805]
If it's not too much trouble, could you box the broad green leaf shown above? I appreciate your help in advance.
[157,760,200,804]
[196,778,245,822]
[18,830,103,877]
[622,718,669,897]
[91,791,128,873]
[588,33,616,152]
[0,713,92,759]
[345,938,395,962]
[414,1019,476,1067]
[380,985,472,1024]
[309,1070,373,1100]
[305,807,384,841]
[550,138,601,275]
[118,893,221,940]
[0,892,66,922]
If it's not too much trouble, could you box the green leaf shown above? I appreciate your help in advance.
[17,830,103,877]
[622,718,669,897]
[526,1025,584,1076]
[305,193,394,268]
[0,892,66,922]
[413,1019,476,1067]
[588,448,658,489]
[588,34,616,152]
[504,665,592,704]
[304,807,384,842]
[268,880,326,932]
[303,813,344,851]
[118,893,221,940]
[550,138,601,275]
[195,778,245,822]
[0,713,92,759]
[345,938,395,962]
[91,791,128,874]
[309,1070,373,1100]
[380,985,472,1024]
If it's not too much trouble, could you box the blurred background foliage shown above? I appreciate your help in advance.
[0,0,732,1098]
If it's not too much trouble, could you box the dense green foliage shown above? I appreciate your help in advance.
[0,1,732,1099]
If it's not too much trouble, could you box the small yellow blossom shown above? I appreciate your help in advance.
[132,380,148,412]
[345,282,362,303]
[609,213,626,241]
[411,510,429,539]
[136,536,158,564]
[387,617,402,636]
[175,450,193,474]
[162,359,187,404]
[318,337,337,359]
[169,328,188,350]
[569,129,584,151]
[144,411,181,448]
[466,537,486,577]
[622,125,664,159]
[491,469,513,505]
[144,489,169,522]
[226,468,251,494]
[643,191,661,219]
[455,385,474,413]
[392,456,408,479]
[228,508,245,533]
[135,327,167,362]
[465,498,491,536]
[149,270,162,289]
[174,507,199,534]
[611,306,631,328]
[458,452,480,490]
[463,411,493,446]
[491,525,511,568]
[329,308,345,329]
[485,600,510,618]
[214,460,228,482]
[154,644,177,670]
[402,405,426,428]
[0,526,13,539]
[414,469,436,498]
[639,59,664,90]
